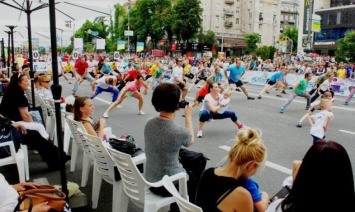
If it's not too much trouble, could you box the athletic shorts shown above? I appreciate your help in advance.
[228,79,243,87]
[196,95,205,103]
[177,83,186,90]
[185,73,194,79]
[266,79,276,85]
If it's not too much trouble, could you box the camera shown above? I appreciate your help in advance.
[179,100,189,109]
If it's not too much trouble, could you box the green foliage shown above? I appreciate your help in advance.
[85,43,95,52]
[280,25,298,52]
[198,30,216,45]
[171,0,202,42]
[62,44,73,54]
[245,33,260,53]
[39,46,46,55]
[335,31,355,63]
[256,46,276,60]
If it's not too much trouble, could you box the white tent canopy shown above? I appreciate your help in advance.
[0,0,118,47]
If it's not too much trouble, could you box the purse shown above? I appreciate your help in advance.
[109,134,136,155]
[14,185,67,212]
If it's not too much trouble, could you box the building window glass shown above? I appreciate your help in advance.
[236,18,240,24]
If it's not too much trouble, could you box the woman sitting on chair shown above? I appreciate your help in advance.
[73,96,106,140]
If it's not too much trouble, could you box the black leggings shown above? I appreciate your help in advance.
[21,130,66,169]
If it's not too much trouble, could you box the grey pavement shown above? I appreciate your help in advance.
[2,77,355,211]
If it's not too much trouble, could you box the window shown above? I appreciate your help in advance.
[236,10,240,13]
[259,24,263,30]
[236,18,240,24]
[65,20,72,28]
[273,36,276,45]
[216,15,220,22]
[249,1,252,8]
[248,24,252,30]
[249,13,252,18]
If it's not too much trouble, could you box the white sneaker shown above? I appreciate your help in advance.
[33,150,39,154]
[103,112,109,118]
[138,110,145,115]
[197,129,203,138]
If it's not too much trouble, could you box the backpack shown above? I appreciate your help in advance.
[179,148,209,204]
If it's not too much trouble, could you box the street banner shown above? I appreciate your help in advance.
[117,40,126,50]
[74,38,83,49]
[33,51,39,60]
[136,42,144,52]
[96,39,106,50]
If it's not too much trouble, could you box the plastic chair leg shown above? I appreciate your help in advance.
[81,154,90,187]
[16,154,26,182]
[70,142,79,172]
[63,125,71,153]
[92,166,102,209]
[112,181,129,212]
[22,145,30,181]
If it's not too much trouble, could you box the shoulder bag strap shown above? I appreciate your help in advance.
[14,195,33,212]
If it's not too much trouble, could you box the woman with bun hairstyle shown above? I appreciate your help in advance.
[196,128,267,212]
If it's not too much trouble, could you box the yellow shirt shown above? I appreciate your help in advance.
[111,63,117,70]
[149,64,158,75]
[336,68,346,79]
[183,64,191,75]
[63,63,73,73]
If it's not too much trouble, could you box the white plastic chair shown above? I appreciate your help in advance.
[61,111,73,153]
[65,117,93,187]
[162,175,203,212]
[0,142,29,182]
[77,130,126,211]
[106,146,188,212]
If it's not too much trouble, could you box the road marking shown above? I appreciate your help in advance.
[219,145,292,175]
[94,97,122,107]
[339,130,355,135]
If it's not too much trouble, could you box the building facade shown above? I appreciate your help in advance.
[297,0,355,55]
[280,0,299,34]
[201,0,282,56]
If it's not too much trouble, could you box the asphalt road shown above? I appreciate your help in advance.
[2,77,354,212]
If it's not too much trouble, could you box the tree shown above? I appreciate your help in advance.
[335,31,355,63]
[245,33,260,53]
[171,0,202,43]
[255,46,276,60]
[198,30,217,45]
[280,25,298,53]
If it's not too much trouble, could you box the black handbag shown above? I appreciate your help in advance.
[109,134,137,155]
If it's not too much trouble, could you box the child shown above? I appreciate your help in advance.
[217,89,232,114]
[308,98,334,144]
[296,91,334,127]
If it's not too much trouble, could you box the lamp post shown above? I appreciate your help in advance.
[6,26,17,69]
[306,0,314,52]
[4,31,11,76]
[1,38,5,69]
[127,0,131,52]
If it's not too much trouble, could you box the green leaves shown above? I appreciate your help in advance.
[245,33,260,53]
[336,31,355,63]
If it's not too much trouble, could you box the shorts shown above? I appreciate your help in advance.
[197,76,207,81]
[177,83,186,90]
[228,79,243,87]
[196,95,205,103]
[267,79,276,86]
[185,73,194,79]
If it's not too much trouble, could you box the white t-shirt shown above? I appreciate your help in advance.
[310,110,334,138]
[217,98,230,114]
[95,76,115,89]
[172,65,183,84]
[87,60,98,73]
[319,79,331,92]
[0,173,19,212]
[200,93,222,113]
[57,56,63,71]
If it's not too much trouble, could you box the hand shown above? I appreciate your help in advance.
[184,103,194,117]
[32,202,51,212]
[12,182,40,192]
[143,90,147,95]
[12,122,27,134]
[98,118,106,128]
[92,91,96,96]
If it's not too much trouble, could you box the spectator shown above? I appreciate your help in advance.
[196,128,267,212]
[266,141,355,212]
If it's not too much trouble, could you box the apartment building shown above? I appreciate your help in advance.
[201,0,281,56]
[280,0,299,33]
[297,0,355,55]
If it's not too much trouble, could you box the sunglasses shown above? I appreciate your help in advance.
[42,81,50,83]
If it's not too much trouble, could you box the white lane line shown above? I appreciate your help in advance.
[219,145,292,175]
[94,97,122,107]
[339,130,355,135]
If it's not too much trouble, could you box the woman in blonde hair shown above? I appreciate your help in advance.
[196,128,267,212]
[35,74,53,99]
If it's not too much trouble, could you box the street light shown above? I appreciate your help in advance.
[4,31,11,76]
[6,25,17,69]
[127,0,131,52]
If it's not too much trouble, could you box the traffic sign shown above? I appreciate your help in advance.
[124,30,134,36]
[114,51,119,60]
[33,51,39,60]
[73,51,78,59]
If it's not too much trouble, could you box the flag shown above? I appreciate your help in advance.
[136,42,144,52]
[117,40,126,50]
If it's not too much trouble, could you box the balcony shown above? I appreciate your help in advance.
[225,0,234,5]
[224,21,233,27]
[224,10,234,16]
[280,20,284,23]
[288,19,295,24]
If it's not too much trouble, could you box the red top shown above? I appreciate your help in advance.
[198,85,209,97]
[63,54,69,62]
[74,61,88,75]
[126,69,140,81]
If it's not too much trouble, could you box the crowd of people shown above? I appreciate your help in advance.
[0,50,354,211]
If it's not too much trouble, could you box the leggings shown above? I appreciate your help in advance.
[199,110,237,122]
[282,92,311,109]
[345,86,355,103]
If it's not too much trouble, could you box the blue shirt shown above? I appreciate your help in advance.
[242,178,262,202]
[101,64,111,74]
[212,72,223,82]
[227,65,245,82]
[269,71,284,82]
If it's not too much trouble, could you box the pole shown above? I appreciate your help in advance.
[26,0,36,108]
[5,31,10,77]
[307,0,313,51]
[127,0,130,52]
[49,0,68,200]
[6,26,16,68]
[1,39,5,69]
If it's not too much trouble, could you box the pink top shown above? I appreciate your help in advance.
[127,80,146,92]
